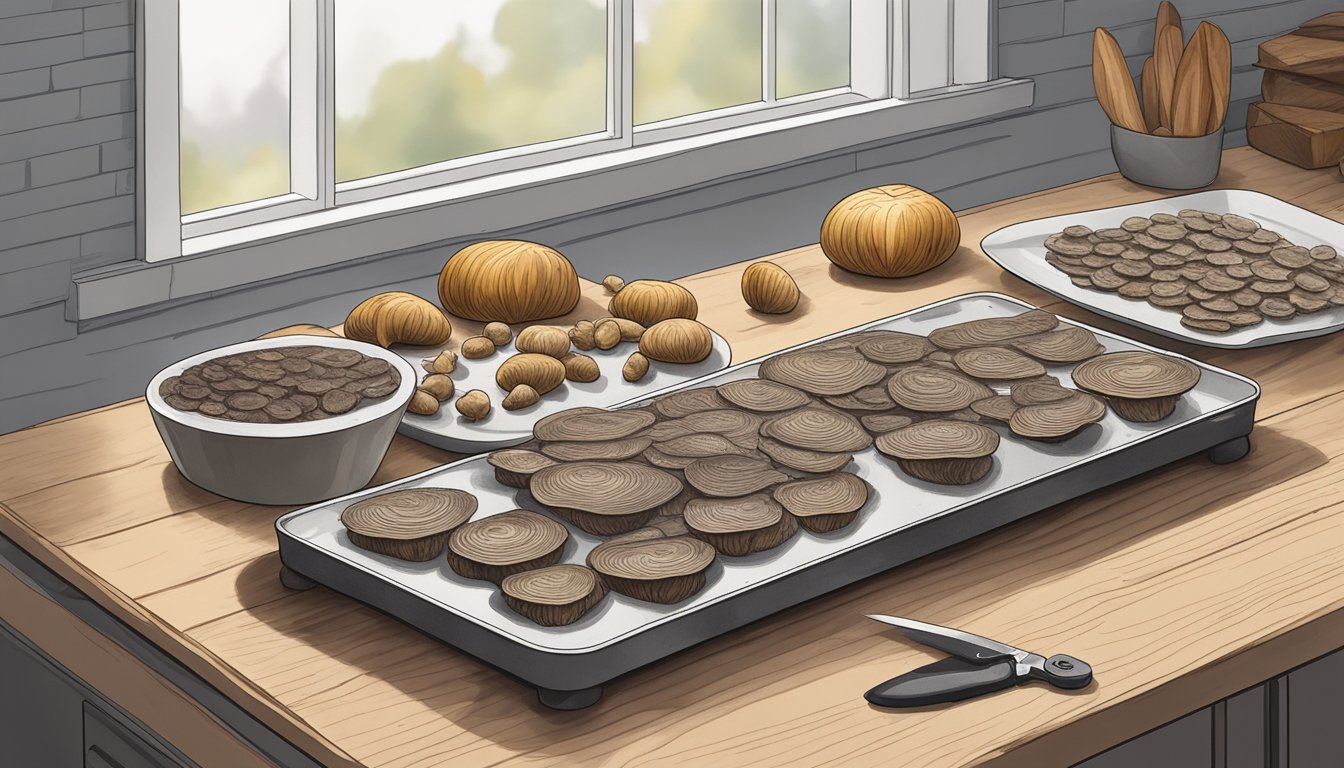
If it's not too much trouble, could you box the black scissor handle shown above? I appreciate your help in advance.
[1031,654,1093,689]
[864,656,1018,708]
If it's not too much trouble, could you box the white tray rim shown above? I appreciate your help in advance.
[276,292,1260,654]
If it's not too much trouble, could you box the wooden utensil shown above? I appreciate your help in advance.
[1156,1,1183,43]
[1172,24,1213,136]
[1140,57,1161,132]
[1092,28,1147,133]
[1154,25,1184,131]
[1203,22,1232,133]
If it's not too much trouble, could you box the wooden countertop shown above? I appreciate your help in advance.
[4,146,1344,767]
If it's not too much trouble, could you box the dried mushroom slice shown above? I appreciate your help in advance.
[1009,391,1107,441]
[683,494,798,556]
[642,409,764,449]
[887,366,994,413]
[773,473,870,533]
[586,536,716,604]
[824,383,897,412]
[1071,351,1201,422]
[684,455,790,498]
[539,437,652,462]
[487,449,558,489]
[533,407,657,443]
[969,395,1018,424]
[341,488,478,562]
[446,510,568,583]
[855,331,936,364]
[654,432,751,458]
[642,445,698,469]
[1007,326,1105,364]
[757,436,854,474]
[758,349,886,395]
[501,564,607,627]
[653,387,729,419]
[927,310,1058,349]
[1010,380,1075,406]
[875,420,1000,485]
[859,413,916,434]
[530,461,683,535]
[716,379,811,412]
[951,346,1047,381]
[760,407,874,453]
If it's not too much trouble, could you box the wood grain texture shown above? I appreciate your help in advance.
[1261,69,1344,113]
[1140,57,1160,132]
[1,148,1344,767]
[1203,23,1232,133]
[1091,28,1147,132]
[1247,102,1344,169]
[1154,25,1184,130]
[1172,25,1213,137]
[1258,34,1344,86]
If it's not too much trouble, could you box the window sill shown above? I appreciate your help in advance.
[72,77,1033,320]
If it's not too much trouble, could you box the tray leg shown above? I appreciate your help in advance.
[537,686,603,710]
[280,566,317,591]
[1207,435,1251,465]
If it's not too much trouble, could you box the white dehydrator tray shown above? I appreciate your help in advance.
[980,189,1344,349]
[276,293,1259,709]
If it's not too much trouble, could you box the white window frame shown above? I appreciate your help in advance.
[139,0,994,264]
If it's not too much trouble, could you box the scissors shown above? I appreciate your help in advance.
[864,614,1093,708]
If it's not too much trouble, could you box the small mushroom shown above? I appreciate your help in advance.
[482,322,513,347]
[623,351,650,382]
[419,373,455,401]
[408,389,441,416]
[593,318,622,350]
[569,320,596,351]
[602,274,625,293]
[461,336,496,359]
[515,325,571,358]
[502,384,540,411]
[455,389,492,421]
[561,352,600,383]
[421,350,458,374]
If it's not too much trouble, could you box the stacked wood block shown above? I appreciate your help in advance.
[1249,13,1344,169]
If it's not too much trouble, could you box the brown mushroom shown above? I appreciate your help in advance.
[529,461,684,535]
[586,536,716,604]
[501,564,607,626]
[340,488,478,562]
[772,473,870,533]
[683,494,798,556]
[446,509,568,584]
[875,420,1000,485]
[1071,351,1201,422]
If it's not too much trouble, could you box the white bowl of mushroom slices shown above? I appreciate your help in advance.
[146,335,417,505]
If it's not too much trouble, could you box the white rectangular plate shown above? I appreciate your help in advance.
[981,189,1344,349]
[278,294,1259,655]
[391,329,731,453]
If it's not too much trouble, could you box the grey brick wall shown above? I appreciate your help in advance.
[0,0,134,364]
[0,0,1329,434]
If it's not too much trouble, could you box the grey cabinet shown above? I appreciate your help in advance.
[1285,648,1344,767]
[0,621,186,768]
[1077,685,1269,768]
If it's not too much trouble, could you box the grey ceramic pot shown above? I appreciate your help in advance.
[1110,123,1224,189]
[146,335,416,505]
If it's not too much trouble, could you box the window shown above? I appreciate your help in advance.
[143,0,996,262]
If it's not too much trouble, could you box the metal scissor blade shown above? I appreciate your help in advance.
[866,615,1023,663]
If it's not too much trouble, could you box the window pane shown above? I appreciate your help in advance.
[635,0,762,125]
[335,0,608,183]
[179,1,290,215]
[777,0,850,99]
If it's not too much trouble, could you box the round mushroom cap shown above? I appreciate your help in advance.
[340,488,477,540]
[875,420,1000,460]
[1071,351,1201,399]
